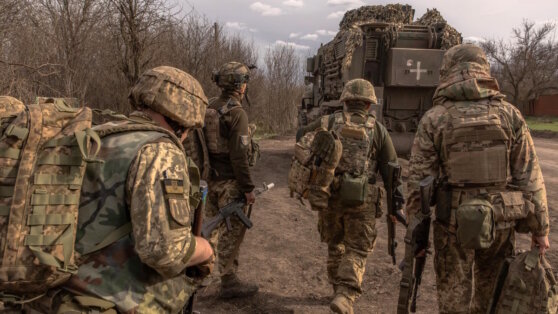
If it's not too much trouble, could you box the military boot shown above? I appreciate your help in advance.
[330,294,354,314]
[219,274,259,299]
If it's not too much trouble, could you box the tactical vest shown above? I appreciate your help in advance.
[331,112,376,178]
[204,98,258,165]
[70,121,198,313]
[441,100,511,187]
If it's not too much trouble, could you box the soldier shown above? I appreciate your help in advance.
[405,44,550,313]
[204,61,258,298]
[26,66,214,313]
[297,79,404,314]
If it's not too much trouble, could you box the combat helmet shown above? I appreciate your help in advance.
[129,66,208,129]
[340,79,377,105]
[440,43,490,78]
[212,62,250,90]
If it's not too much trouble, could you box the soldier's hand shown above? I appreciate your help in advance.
[532,235,550,255]
[245,191,256,205]
[187,254,215,281]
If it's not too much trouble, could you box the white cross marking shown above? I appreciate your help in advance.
[409,61,427,80]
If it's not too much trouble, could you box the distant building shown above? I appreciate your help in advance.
[528,94,558,117]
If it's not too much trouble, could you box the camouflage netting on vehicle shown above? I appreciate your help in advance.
[339,4,415,29]
[324,5,461,75]
[413,8,461,49]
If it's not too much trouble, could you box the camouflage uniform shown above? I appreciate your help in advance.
[406,44,549,314]
[204,62,257,297]
[297,79,403,312]
[27,66,209,313]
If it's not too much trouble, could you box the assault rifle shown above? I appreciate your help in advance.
[397,176,435,314]
[201,182,274,238]
[386,162,407,265]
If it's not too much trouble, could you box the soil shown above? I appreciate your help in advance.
[195,136,558,314]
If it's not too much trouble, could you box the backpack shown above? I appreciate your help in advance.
[489,250,558,314]
[288,116,342,209]
[442,100,511,186]
[204,98,259,165]
[330,112,375,206]
[0,99,100,294]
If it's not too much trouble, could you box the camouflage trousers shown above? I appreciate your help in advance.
[318,207,378,301]
[206,179,250,276]
[433,222,515,314]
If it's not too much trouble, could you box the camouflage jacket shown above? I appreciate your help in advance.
[406,68,550,236]
[66,112,197,313]
[297,108,403,200]
[207,92,254,193]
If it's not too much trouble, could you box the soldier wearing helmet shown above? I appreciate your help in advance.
[405,43,550,313]
[297,78,403,314]
[26,66,214,313]
[203,61,259,298]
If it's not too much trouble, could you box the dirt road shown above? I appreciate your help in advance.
[196,136,557,314]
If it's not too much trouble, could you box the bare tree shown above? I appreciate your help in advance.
[261,44,303,133]
[106,0,178,87]
[482,20,558,112]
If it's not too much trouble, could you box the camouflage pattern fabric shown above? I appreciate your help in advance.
[129,66,208,128]
[433,223,514,313]
[205,179,249,276]
[412,9,462,49]
[62,117,196,313]
[318,188,381,301]
[0,96,25,119]
[406,44,549,312]
[339,79,377,104]
[213,62,250,91]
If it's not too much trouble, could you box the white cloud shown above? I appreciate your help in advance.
[327,10,346,19]
[225,22,257,32]
[275,40,310,50]
[301,33,319,41]
[250,2,282,16]
[289,32,301,38]
[326,0,364,6]
[226,22,247,30]
[283,0,303,8]
[316,29,337,36]
[463,36,486,44]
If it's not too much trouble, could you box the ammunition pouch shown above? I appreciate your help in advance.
[489,191,532,223]
[338,173,367,206]
[456,198,495,249]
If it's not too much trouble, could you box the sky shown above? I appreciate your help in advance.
[183,0,558,54]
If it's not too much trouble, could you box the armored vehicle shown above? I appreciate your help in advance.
[300,5,461,155]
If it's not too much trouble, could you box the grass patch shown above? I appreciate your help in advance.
[525,116,558,132]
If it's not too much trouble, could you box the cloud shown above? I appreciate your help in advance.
[289,32,301,38]
[327,11,346,19]
[326,0,364,6]
[225,22,257,32]
[283,0,303,8]
[316,29,337,36]
[250,2,282,16]
[463,36,486,44]
[301,33,319,41]
[275,40,310,50]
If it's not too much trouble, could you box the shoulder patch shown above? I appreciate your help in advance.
[240,135,250,146]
